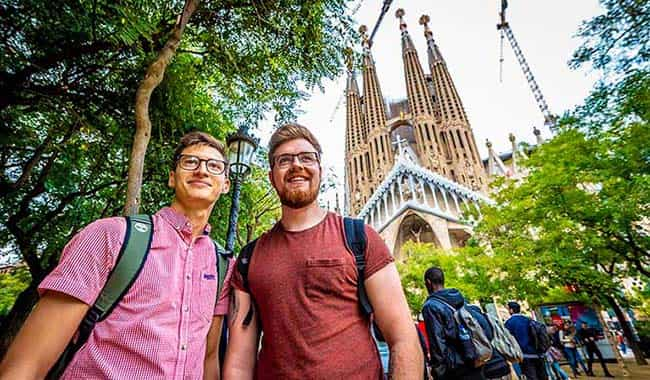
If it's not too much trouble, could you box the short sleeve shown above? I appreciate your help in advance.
[363,224,394,279]
[38,217,125,305]
[214,257,235,316]
[230,256,247,292]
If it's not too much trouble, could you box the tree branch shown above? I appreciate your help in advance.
[124,0,200,215]
[0,133,54,196]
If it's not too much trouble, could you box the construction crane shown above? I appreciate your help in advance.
[497,0,556,129]
[329,0,394,122]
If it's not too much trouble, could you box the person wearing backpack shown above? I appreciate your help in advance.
[421,267,490,380]
[505,302,548,380]
[223,124,423,379]
[0,132,234,379]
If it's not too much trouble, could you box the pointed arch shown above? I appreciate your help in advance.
[393,212,440,259]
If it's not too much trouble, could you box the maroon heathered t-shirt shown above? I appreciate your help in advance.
[232,212,394,380]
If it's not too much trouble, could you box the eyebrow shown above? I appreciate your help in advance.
[182,154,225,161]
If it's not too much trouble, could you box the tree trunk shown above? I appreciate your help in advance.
[606,295,648,365]
[123,0,200,215]
[0,283,39,358]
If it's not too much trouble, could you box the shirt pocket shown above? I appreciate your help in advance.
[198,270,217,322]
[304,257,349,300]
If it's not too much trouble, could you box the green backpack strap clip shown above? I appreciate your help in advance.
[47,214,153,379]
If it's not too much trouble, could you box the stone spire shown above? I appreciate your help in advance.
[421,14,487,192]
[396,8,416,53]
[359,24,393,182]
[398,9,436,118]
[396,9,442,173]
[421,14,444,66]
[486,139,508,177]
[344,46,371,215]
[421,15,468,124]
[509,133,518,174]
[345,49,364,153]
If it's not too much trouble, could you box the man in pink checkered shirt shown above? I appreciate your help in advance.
[0,132,234,379]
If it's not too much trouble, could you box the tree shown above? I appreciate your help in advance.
[0,0,356,353]
[464,0,650,364]
[126,0,358,213]
[396,242,499,314]
[0,268,30,319]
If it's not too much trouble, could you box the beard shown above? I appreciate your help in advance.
[277,168,321,209]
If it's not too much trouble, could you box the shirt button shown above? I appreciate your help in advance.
[181,344,187,351]
[183,305,189,312]
[186,274,191,280]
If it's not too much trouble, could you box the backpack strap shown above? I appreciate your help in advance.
[431,294,457,313]
[211,239,231,302]
[237,238,258,326]
[90,214,153,324]
[47,214,153,379]
[343,217,373,316]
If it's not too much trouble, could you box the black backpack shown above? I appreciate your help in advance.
[237,217,373,325]
[529,319,552,354]
[47,215,231,379]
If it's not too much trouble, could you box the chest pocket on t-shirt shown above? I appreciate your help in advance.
[304,257,349,299]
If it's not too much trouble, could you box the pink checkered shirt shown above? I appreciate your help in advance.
[39,207,234,379]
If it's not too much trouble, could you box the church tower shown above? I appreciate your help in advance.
[421,15,487,191]
[396,9,444,174]
[344,49,372,214]
[344,9,490,256]
[360,25,393,185]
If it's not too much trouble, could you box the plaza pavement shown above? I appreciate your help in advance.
[576,360,650,379]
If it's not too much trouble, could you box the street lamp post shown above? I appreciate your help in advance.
[225,126,259,254]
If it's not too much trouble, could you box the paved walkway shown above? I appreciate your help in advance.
[580,360,650,379]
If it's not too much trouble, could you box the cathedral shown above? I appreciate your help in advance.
[344,9,492,257]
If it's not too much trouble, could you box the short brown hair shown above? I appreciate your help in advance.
[268,123,322,167]
[172,131,228,169]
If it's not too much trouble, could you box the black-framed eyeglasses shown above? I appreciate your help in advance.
[273,151,320,169]
[177,154,228,175]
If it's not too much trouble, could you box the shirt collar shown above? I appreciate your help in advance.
[157,206,211,235]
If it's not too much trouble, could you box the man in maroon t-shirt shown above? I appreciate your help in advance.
[224,124,423,379]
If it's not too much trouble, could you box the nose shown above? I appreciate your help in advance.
[194,161,210,175]
[287,155,305,168]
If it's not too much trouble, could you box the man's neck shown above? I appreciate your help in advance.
[170,201,213,237]
[280,201,327,232]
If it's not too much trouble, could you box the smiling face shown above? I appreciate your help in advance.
[269,138,321,209]
[168,144,230,212]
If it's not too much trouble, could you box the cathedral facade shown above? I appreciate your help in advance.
[344,9,490,257]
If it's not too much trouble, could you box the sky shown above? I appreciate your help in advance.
[257,0,603,208]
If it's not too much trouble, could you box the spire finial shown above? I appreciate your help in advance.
[533,126,541,136]
[395,8,407,31]
[508,133,516,142]
[486,139,493,148]
[419,14,432,39]
[359,25,371,48]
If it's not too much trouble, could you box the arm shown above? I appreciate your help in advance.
[203,316,223,380]
[422,302,452,378]
[0,291,89,380]
[222,289,259,380]
[366,263,423,380]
